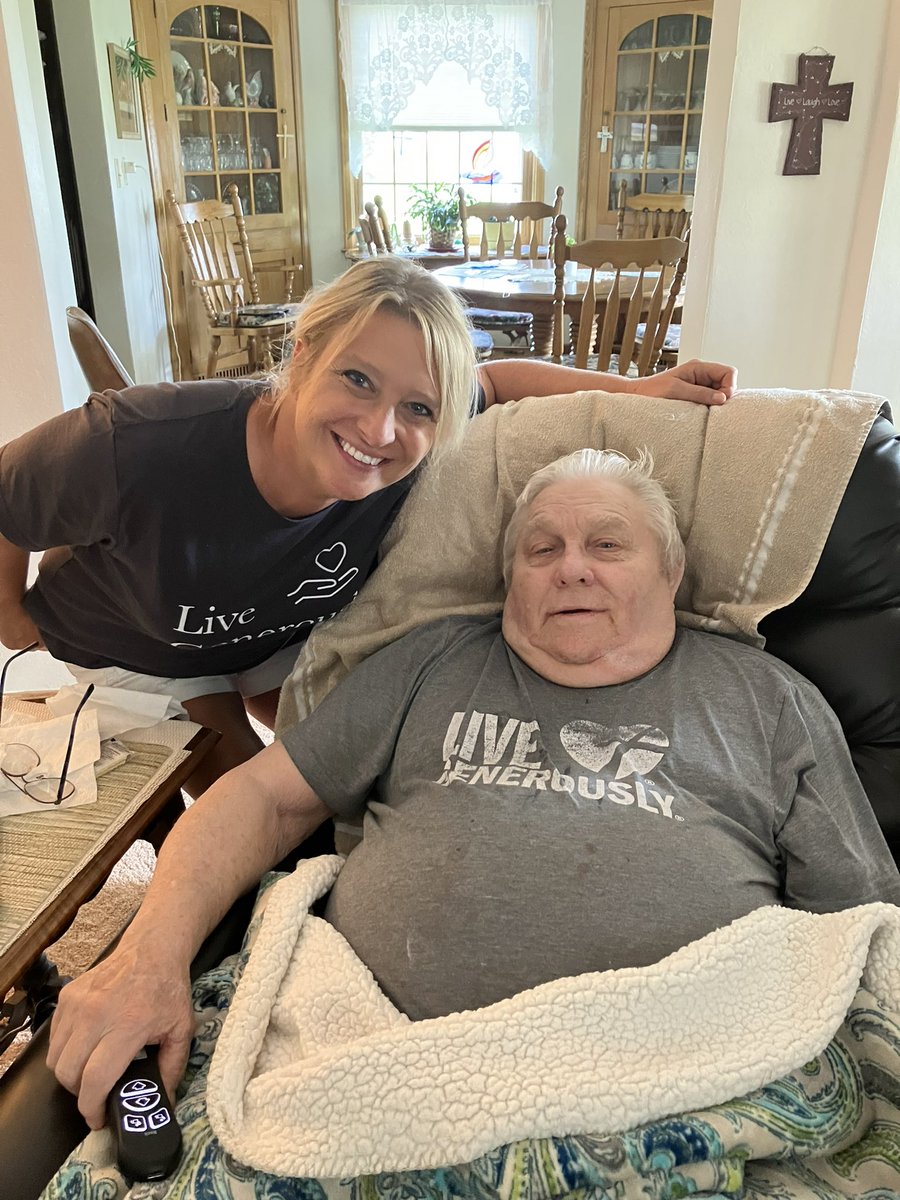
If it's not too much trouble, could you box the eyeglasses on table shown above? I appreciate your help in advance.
[0,643,94,806]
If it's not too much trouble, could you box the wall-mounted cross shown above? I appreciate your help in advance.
[768,54,853,176]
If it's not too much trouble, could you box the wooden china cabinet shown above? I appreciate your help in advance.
[578,0,713,239]
[134,0,310,378]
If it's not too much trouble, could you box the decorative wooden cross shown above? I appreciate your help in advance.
[768,55,853,176]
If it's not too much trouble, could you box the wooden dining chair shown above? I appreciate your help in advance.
[65,307,135,392]
[369,196,394,251]
[166,185,301,378]
[458,186,565,262]
[616,182,693,240]
[551,214,688,376]
[357,211,379,256]
[356,198,394,256]
[615,183,691,366]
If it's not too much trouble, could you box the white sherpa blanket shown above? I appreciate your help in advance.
[277,388,889,731]
[206,855,900,1180]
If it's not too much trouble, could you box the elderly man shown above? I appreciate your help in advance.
[48,449,900,1129]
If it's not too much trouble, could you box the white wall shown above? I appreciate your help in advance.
[681,0,898,396]
[546,0,586,212]
[0,0,82,440]
[296,0,347,284]
[54,0,171,385]
[852,117,900,403]
[836,0,900,404]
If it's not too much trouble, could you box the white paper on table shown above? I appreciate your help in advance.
[45,685,179,740]
[0,709,100,817]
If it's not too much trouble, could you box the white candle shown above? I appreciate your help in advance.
[402,220,413,244]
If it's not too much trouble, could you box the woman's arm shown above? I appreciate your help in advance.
[478,358,737,408]
[47,741,332,1128]
[0,532,42,649]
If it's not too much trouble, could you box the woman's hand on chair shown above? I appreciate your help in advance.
[477,358,738,410]
[631,360,738,406]
[46,938,195,1130]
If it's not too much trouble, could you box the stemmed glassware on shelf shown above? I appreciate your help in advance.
[182,136,214,172]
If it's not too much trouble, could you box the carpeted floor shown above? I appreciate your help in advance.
[0,837,157,1075]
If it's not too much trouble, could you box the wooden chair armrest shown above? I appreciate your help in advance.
[191,277,242,288]
[281,265,302,302]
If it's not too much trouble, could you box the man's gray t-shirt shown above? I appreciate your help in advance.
[281,616,900,1020]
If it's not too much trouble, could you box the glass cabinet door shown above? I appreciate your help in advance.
[578,0,712,237]
[169,4,284,214]
[608,7,711,211]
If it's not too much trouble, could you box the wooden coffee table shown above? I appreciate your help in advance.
[0,702,218,1001]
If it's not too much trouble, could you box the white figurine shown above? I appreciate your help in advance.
[245,69,263,107]
[223,79,238,106]
[171,49,191,94]
[171,49,195,105]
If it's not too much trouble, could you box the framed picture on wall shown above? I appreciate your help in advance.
[107,43,141,139]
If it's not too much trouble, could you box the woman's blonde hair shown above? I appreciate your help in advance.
[268,257,476,462]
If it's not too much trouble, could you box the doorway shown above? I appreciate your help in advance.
[33,0,93,317]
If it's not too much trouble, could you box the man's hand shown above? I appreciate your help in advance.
[0,602,43,650]
[46,941,194,1130]
[630,359,738,406]
[45,743,329,1129]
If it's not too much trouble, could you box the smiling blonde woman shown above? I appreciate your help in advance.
[0,258,475,793]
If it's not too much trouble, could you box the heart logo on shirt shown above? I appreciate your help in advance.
[315,543,348,574]
[560,721,669,780]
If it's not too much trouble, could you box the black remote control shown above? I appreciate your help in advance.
[108,1046,182,1182]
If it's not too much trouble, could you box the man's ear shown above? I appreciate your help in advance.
[669,558,686,599]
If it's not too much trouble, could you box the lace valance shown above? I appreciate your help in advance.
[338,1,553,174]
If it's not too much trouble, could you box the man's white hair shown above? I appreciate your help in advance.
[502,448,685,584]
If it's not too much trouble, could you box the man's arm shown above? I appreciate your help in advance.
[774,684,900,910]
[47,741,331,1129]
[50,616,440,1128]
[478,357,737,408]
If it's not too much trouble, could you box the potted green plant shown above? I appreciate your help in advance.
[407,183,463,252]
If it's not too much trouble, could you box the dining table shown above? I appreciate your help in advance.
[343,245,467,271]
[432,258,663,357]
[343,243,553,272]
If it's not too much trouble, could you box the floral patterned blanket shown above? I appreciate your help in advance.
[43,873,900,1200]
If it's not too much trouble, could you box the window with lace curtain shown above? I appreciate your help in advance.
[338,0,553,242]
